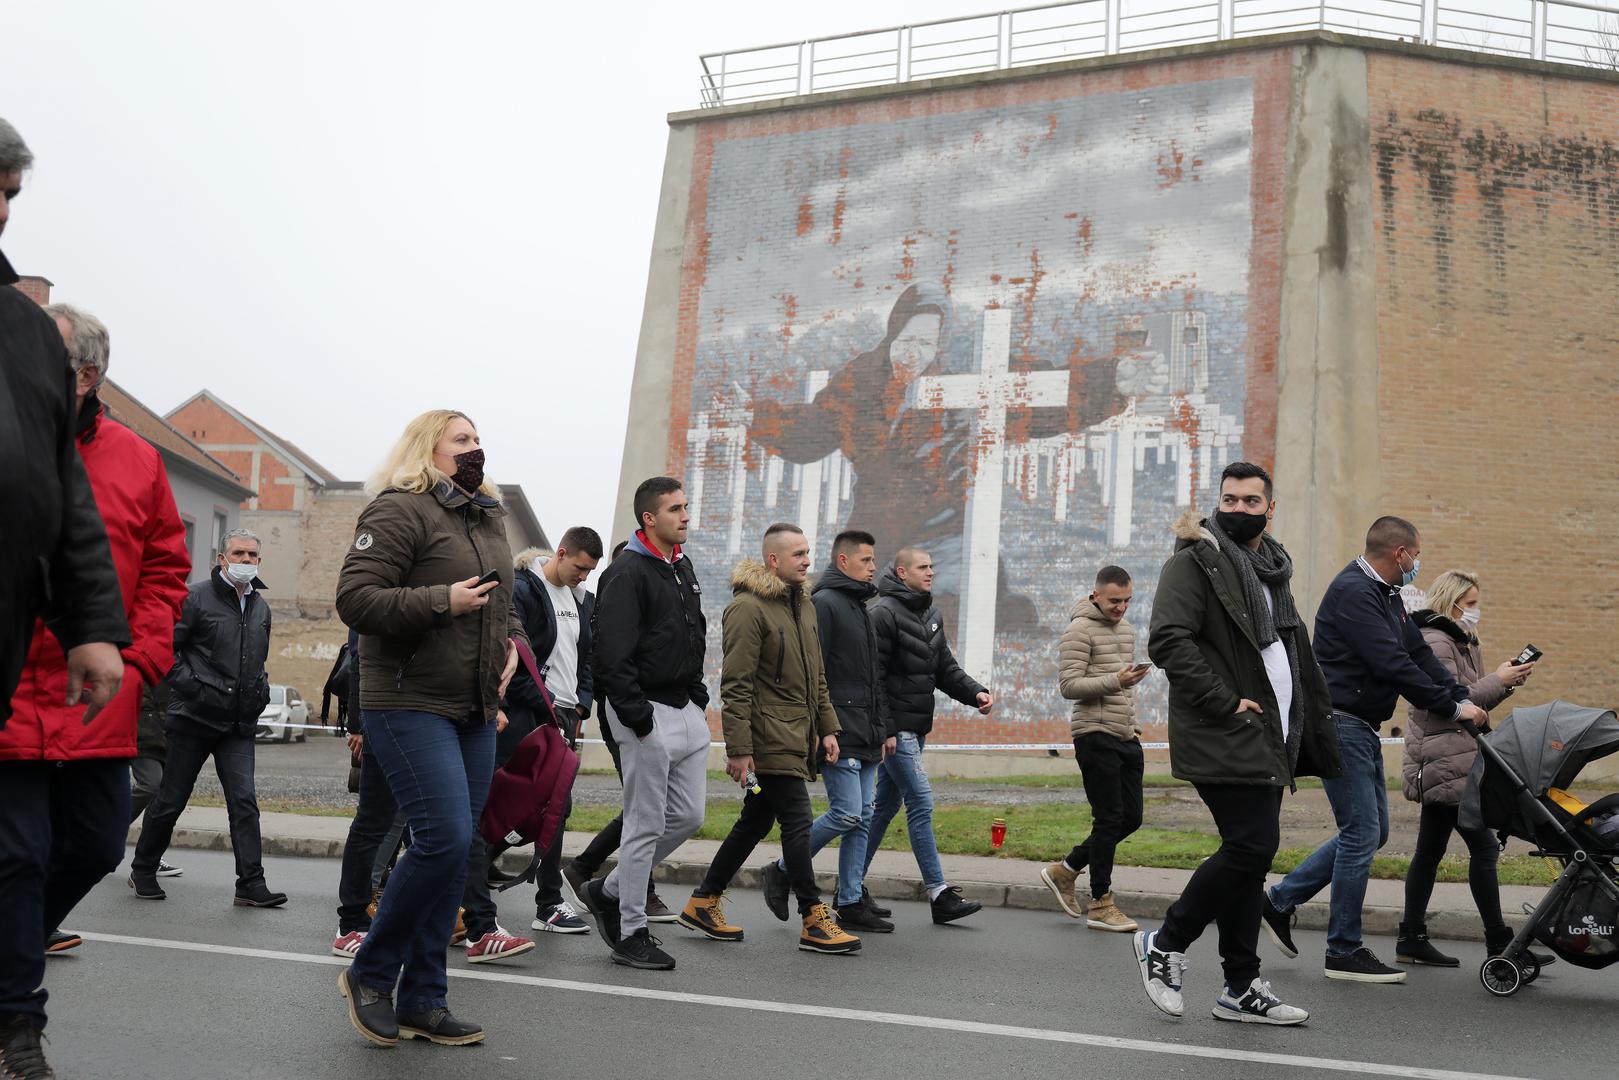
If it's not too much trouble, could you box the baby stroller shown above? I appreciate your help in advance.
[1459,700,1619,997]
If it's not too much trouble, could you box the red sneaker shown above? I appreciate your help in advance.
[464,925,535,964]
[331,930,367,958]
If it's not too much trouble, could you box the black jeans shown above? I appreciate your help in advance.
[337,743,399,933]
[132,727,265,890]
[0,759,130,1028]
[534,795,572,910]
[573,727,624,879]
[129,754,163,822]
[697,773,820,915]
[1402,801,1505,932]
[1066,733,1145,898]
[1159,783,1282,990]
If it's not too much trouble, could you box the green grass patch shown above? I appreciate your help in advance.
[190,795,356,818]
[954,772,1403,792]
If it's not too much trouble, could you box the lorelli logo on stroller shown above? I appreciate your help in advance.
[1460,701,1619,995]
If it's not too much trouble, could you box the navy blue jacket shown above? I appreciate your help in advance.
[1312,559,1467,727]
[508,564,594,729]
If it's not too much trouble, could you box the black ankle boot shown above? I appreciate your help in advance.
[1396,921,1459,967]
[1486,926,1557,968]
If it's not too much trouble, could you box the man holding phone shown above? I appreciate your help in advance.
[1043,565,1147,932]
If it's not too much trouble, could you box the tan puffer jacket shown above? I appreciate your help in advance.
[1401,613,1512,806]
[1058,596,1140,741]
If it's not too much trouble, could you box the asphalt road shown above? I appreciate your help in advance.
[38,848,1607,1080]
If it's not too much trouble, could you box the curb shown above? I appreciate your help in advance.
[140,823,1524,945]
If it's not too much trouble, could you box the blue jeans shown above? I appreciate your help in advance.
[1268,714,1389,956]
[863,732,945,891]
[351,711,495,1014]
[778,756,878,908]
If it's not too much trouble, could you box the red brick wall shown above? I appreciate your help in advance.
[169,397,302,511]
[10,276,51,305]
[1368,55,1619,719]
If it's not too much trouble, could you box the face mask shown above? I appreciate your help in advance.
[223,561,258,586]
[451,448,485,492]
[1214,509,1268,544]
[1400,552,1421,587]
[1459,607,1481,627]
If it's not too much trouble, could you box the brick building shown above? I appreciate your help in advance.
[617,30,1619,753]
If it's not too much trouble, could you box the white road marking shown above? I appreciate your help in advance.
[81,931,1533,1080]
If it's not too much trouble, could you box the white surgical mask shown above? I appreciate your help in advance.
[224,561,258,586]
[1459,607,1481,627]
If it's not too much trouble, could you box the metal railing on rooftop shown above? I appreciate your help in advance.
[697,0,1619,106]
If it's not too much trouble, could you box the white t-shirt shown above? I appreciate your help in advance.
[541,575,582,709]
[1258,586,1293,740]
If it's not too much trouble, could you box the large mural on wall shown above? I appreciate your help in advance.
[670,60,1283,743]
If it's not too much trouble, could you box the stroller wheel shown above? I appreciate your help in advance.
[1520,956,1541,984]
[1480,956,1523,997]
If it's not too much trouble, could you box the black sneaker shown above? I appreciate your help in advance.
[233,882,289,908]
[1396,923,1458,967]
[337,967,398,1047]
[44,931,82,955]
[1261,893,1298,958]
[0,1016,55,1079]
[586,877,621,948]
[1486,927,1557,968]
[128,872,165,900]
[1324,947,1407,983]
[486,864,518,890]
[836,902,895,934]
[760,861,790,922]
[563,862,595,911]
[930,886,982,925]
[646,887,679,924]
[397,1008,485,1046]
[612,927,676,970]
[861,887,892,919]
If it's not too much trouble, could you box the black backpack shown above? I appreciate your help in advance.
[321,637,357,730]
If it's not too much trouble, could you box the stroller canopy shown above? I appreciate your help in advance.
[1460,701,1619,838]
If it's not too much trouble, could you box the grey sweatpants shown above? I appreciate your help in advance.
[601,699,708,935]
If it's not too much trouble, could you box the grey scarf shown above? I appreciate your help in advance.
[1207,512,1305,764]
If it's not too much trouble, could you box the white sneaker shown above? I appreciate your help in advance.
[1213,978,1309,1025]
[156,859,184,878]
[1134,929,1187,1017]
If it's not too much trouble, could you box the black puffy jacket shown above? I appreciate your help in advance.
[167,567,273,738]
[811,564,888,761]
[870,565,985,737]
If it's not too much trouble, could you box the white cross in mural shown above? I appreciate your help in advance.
[908,307,1069,686]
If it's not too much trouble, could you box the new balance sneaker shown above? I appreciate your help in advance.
[44,931,82,955]
[397,1008,484,1046]
[128,872,165,900]
[155,859,184,878]
[1133,929,1188,1017]
[0,1016,55,1079]
[331,930,367,958]
[533,902,591,935]
[338,967,398,1047]
[1324,947,1407,983]
[612,928,676,970]
[861,887,892,919]
[679,893,745,941]
[1086,892,1139,933]
[930,885,982,925]
[835,902,895,934]
[464,925,535,964]
[799,902,861,955]
[1261,893,1298,958]
[562,862,595,910]
[646,887,679,924]
[1040,861,1084,919]
[1212,978,1309,1025]
[586,877,622,948]
[761,861,791,922]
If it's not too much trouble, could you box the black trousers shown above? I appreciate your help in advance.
[0,759,130,1027]
[336,743,399,933]
[1159,783,1282,990]
[1403,801,1505,932]
[573,727,624,879]
[1065,733,1144,898]
[697,773,820,915]
[131,727,264,890]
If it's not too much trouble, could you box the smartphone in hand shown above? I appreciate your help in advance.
[476,569,502,589]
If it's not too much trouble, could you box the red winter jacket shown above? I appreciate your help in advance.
[2,404,191,761]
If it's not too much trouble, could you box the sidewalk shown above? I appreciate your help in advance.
[133,806,1549,944]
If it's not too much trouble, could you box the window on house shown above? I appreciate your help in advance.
[213,510,228,554]
[180,515,196,569]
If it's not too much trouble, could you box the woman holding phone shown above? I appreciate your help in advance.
[1398,569,1538,968]
[334,410,524,1047]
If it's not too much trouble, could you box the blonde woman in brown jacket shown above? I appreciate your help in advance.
[1396,570,1538,968]
[1041,566,1149,931]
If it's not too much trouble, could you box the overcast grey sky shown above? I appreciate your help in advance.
[0,0,965,546]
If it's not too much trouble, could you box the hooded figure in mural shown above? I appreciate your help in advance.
[747,283,1125,636]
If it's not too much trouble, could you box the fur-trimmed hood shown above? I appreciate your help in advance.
[1412,609,1477,646]
[1172,510,1217,551]
[730,558,812,603]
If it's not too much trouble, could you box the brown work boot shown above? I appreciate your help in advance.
[451,907,468,946]
[799,902,861,955]
[678,893,745,941]
[365,886,382,922]
[1086,892,1138,933]
[1039,861,1083,919]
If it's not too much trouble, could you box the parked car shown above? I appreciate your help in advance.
[256,685,309,743]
